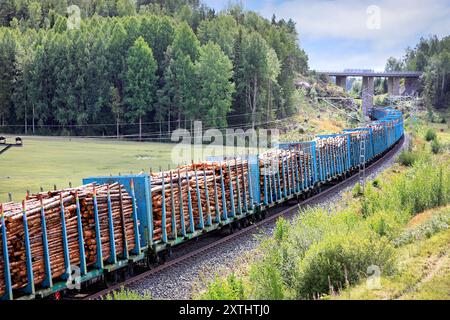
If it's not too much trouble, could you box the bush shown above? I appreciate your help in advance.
[425,128,437,141]
[294,230,396,298]
[105,288,152,300]
[200,274,247,300]
[431,138,442,154]
[366,210,406,239]
[397,150,420,166]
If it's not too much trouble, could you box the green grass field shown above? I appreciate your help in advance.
[0,136,178,202]
[0,135,258,202]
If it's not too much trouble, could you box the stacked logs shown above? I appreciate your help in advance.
[150,160,250,242]
[259,148,313,201]
[0,183,136,296]
[316,136,348,178]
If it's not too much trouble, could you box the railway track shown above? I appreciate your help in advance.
[82,135,406,300]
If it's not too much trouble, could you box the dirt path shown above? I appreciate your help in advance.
[396,247,450,300]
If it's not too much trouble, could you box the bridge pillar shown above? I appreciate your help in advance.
[335,76,347,91]
[362,76,374,116]
[404,78,420,96]
[387,77,400,96]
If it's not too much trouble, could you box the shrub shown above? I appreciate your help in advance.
[105,288,152,300]
[200,274,247,300]
[352,182,363,197]
[366,210,406,239]
[293,230,396,299]
[372,179,380,188]
[397,150,419,166]
[248,255,285,299]
[425,128,437,141]
[431,138,442,154]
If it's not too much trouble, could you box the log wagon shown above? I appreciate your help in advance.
[0,107,404,300]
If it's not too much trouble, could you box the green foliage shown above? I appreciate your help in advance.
[105,288,152,300]
[431,137,442,154]
[0,2,308,136]
[197,14,238,59]
[397,150,421,166]
[425,128,437,141]
[200,156,450,300]
[124,36,157,137]
[295,230,396,298]
[363,161,450,217]
[400,35,450,110]
[194,42,235,127]
[199,274,247,300]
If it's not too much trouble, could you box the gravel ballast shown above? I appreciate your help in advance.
[127,136,409,299]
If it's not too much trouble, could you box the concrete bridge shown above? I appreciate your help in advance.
[316,69,422,115]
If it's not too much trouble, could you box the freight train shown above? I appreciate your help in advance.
[0,107,404,300]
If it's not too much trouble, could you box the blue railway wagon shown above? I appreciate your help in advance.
[0,107,405,300]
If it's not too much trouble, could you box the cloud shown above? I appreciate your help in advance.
[258,0,450,69]
[259,0,450,40]
[204,0,450,70]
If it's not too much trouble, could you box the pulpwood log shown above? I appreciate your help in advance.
[0,183,136,295]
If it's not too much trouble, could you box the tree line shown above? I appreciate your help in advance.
[0,1,308,138]
[386,35,450,111]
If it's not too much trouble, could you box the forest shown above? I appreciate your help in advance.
[0,0,309,138]
[386,35,450,112]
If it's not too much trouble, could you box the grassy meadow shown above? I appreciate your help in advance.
[0,136,177,202]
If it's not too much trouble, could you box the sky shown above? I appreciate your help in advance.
[203,0,450,71]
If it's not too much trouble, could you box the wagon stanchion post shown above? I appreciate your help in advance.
[219,165,228,221]
[160,168,168,243]
[169,170,177,239]
[130,179,141,254]
[281,152,287,198]
[247,153,255,209]
[263,156,268,205]
[202,166,212,226]
[287,150,293,195]
[0,205,13,300]
[57,194,73,280]
[39,196,54,286]
[92,186,104,269]
[227,162,236,217]
[240,157,248,213]
[148,169,154,246]
[276,153,282,200]
[269,154,276,202]
[193,165,204,229]
[177,168,186,237]
[74,191,86,276]
[292,148,300,193]
[22,199,36,295]
[212,163,221,224]
[185,167,195,233]
[118,187,129,260]
[106,185,117,264]
[234,158,242,215]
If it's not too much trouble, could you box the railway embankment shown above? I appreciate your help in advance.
[122,135,410,300]
[192,127,450,300]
